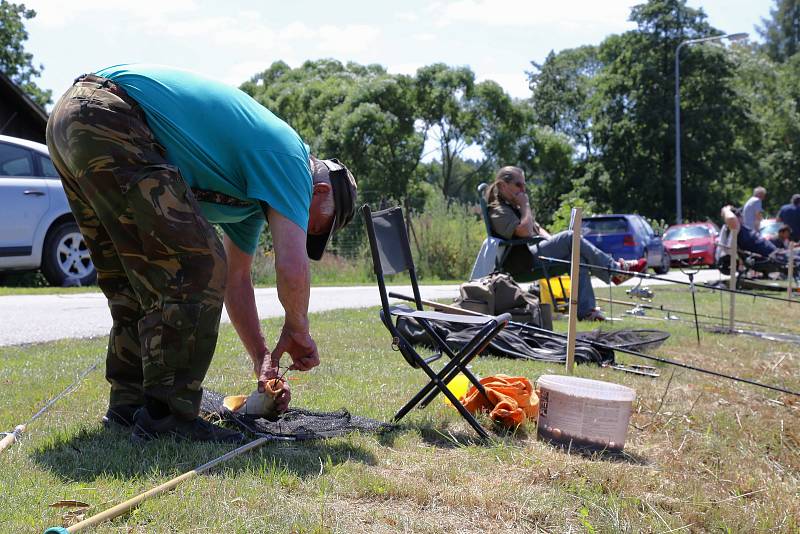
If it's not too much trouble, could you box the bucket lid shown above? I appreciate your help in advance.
[537,375,636,402]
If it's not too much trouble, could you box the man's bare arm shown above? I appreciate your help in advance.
[267,208,310,332]
[721,205,740,232]
[263,208,320,379]
[222,236,268,376]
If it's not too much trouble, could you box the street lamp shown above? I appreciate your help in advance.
[674,32,748,224]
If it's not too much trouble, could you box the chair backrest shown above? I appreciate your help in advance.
[361,204,424,312]
[477,183,494,239]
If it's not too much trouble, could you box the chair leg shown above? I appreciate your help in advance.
[393,365,490,440]
[417,321,505,409]
[393,351,472,420]
[418,360,487,409]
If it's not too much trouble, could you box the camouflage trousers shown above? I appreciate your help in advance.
[46,74,227,420]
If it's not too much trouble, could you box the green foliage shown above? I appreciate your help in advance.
[590,0,754,222]
[732,46,800,209]
[549,190,596,233]
[757,0,800,62]
[0,0,50,107]
[528,45,601,157]
[244,60,424,206]
[414,63,482,198]
[409,193,484,280]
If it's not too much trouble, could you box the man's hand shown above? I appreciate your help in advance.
[274,327,321,371]
[513,191,530,210]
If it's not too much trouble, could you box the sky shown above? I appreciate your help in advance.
[22,0,774,104]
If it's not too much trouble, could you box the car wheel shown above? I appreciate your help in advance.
[41,221,96,287]
[654,251,670,275]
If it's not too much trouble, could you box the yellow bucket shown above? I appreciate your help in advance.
[443,373,471,406]
[538,275,571,307]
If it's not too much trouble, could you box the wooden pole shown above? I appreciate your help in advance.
[788,243,795,304]
[728,228,738,332]
[47,437,271,533]
[566,208,583,374]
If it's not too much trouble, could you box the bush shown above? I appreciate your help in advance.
[251,247,373,286]
[409,196,484,280]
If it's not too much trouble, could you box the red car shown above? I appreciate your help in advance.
[662,222,719,267]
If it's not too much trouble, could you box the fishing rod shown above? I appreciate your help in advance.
[0,359,101,454]
[44,434,287,533]
[594,296,783,331]
[388,292,800,398]
[536,256,797,304]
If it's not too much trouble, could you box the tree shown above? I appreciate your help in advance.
[243,59,424,206]
[733,46,800,206]
[589,0,754,221]
[414,64,481,198]
[758,0,800,62]
[0,0,50,107]
[527,46,601,157]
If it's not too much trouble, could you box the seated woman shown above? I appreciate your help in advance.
[485,166,645,321]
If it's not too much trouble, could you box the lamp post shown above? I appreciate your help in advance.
[674,32,748,224]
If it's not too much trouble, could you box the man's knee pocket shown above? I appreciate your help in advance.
[141,302,202,373]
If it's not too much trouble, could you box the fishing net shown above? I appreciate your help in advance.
[200,390,393,440]
[705,326,800,345]
[397,317,669,365]
[578,328,670,351]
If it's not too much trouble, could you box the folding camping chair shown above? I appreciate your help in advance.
[477,183,570,312]
[362,204,511,439]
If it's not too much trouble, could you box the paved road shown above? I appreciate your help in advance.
[0,269,724,346]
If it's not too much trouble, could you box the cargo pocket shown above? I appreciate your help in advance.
[119,164,210,255]
[141,302,201,376]
[161,302,201,370]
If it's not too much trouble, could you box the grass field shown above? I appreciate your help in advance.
[0,285,798,533]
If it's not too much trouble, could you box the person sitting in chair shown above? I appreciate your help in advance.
[769,225,793,250]
[720,206,798,266]
[485,166,646,321]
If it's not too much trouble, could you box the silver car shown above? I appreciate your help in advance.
[0,134,95,286]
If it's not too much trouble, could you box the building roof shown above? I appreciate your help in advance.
[0,71,48,141]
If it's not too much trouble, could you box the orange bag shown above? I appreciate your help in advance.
[460,374,539,427]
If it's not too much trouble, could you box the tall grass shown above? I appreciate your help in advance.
[249,197,485,285]
[408,196,485,280]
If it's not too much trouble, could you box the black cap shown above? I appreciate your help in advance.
[306,157,358,260]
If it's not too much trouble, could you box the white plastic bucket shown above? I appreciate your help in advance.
[536,374,636,451]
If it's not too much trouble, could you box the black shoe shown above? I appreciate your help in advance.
[102,404,143,428]
[131,408,246,444]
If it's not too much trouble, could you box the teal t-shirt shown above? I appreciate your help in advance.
[95,63,312,254]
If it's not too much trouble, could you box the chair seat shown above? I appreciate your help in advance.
[389,304,509,325]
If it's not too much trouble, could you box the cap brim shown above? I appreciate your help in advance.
[306,214,337,261]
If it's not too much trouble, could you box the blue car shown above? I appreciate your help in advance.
[581,214,670,274]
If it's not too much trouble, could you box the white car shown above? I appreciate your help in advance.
[0,134,95,286]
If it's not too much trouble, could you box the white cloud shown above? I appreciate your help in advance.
[412,33,436,42]
[395,11,419,23]
[431,0,634,30]
[26,0,198,28]
[315,24,381,56]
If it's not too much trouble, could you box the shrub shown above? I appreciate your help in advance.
[409,196,484,280]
